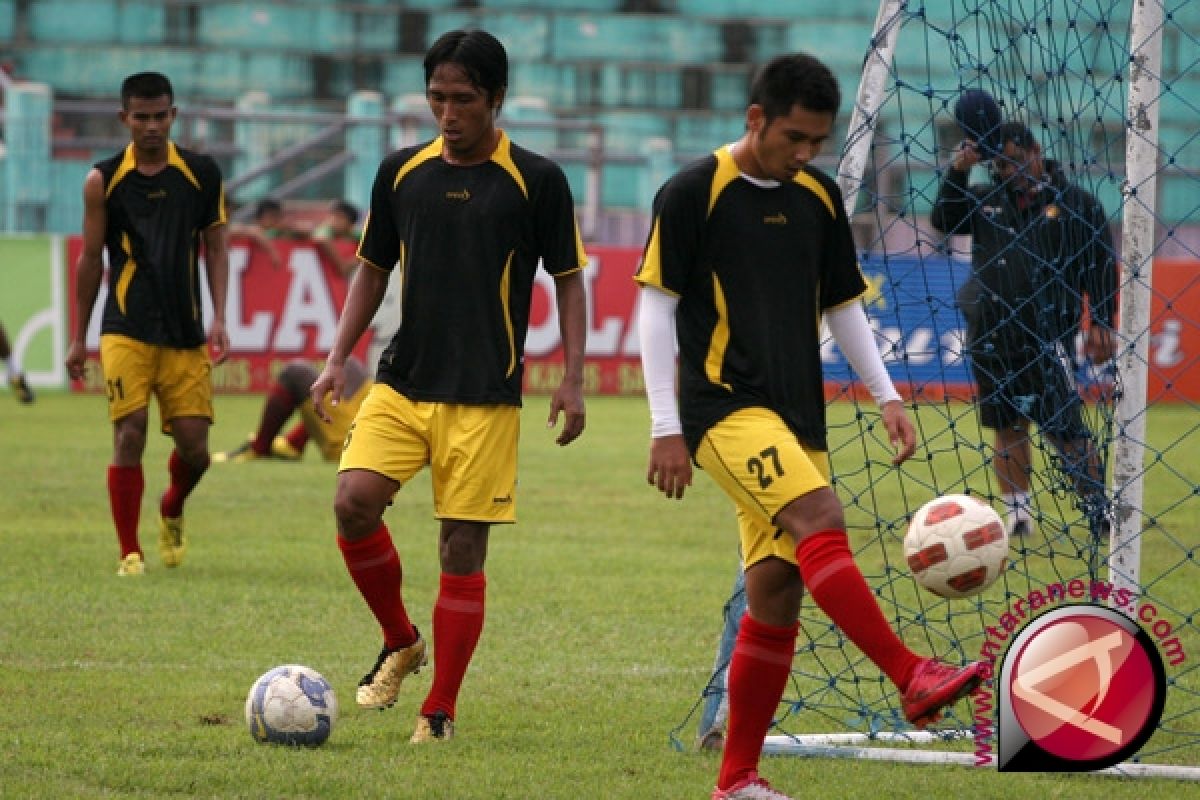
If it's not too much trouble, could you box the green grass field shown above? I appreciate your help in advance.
[2,393,1199,799]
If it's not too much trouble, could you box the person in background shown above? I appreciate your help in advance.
[213,355,369,464]
[930,120,1116,541]
[65,71,229,577]
[312,199,362,278]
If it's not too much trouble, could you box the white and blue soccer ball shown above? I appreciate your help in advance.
[903,494,1009,599]
[245,665,338,746]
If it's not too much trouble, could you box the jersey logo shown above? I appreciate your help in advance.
[147,189,167,200]
[1044,204,1060,219]
[763,212,788,225]
[445,189,471,202]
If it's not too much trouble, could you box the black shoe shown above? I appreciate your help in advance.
[9,373,33,404]
[1009,518,1032,538]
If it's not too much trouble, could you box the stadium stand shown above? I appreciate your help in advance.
[0,0,1197,241]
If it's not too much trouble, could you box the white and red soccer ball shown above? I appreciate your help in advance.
[904,494,1009,599]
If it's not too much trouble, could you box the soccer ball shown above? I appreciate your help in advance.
[245,665,339,746]
[903,494,1009,599]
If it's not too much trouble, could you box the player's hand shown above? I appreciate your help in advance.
[1085,324,1116,363]
[208,319,230,365]
[952,139,983,172]
[881,399,917,466]
[65,340,87,381]
[647,434,692,499]
[548,379,586,446]
[310,360,346,424]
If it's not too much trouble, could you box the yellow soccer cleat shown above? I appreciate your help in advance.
[355,633,427,710]
[410,711,454,744]
[158,513,187,567]
[270,435,303,461]
[212,434,261,464]
[117,552,144,577]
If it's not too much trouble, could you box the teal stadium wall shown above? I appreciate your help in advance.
[0,0,1197,236]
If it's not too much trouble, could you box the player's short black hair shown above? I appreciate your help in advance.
[423,29,508,106]
[994,121,1038,151]
[254,198,282,220]
[332,200,360,225]
[749,53,841,124]
[120,72,174,109]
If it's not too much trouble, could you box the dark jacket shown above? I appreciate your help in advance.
[930,160,1116,361]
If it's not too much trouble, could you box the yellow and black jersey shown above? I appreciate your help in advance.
[636,147,867,453]
[359,131,586,405]
[97,142,226,348]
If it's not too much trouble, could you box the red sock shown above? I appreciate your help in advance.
[795,530,921,689]
[337,523,416,650]
[252,384,299,454]
[107,464,144,558]
[160,449,208,518]
[717,614,797,791]
[284,421,309,453]
[421,571,486,720]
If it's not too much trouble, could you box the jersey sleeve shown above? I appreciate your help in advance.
[534,162,587,276]
[357,154,404,273]
[818,177,868,310]
[635,165,709,296]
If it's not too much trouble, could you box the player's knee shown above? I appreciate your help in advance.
[778,488,844,536]
[333,486,381,539]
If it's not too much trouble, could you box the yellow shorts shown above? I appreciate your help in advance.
[695,407,832,569]
[339,383,520,523]
[99,334,213,434]
[301,381,371,461]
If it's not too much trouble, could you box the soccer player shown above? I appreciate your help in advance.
[65,71,230,577]
[931,122,1116,541]
[0,320,34,403]
[213,355,370,463]
[310,29,587,745]
[635,53,985,800]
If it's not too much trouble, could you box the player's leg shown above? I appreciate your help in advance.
[101,335,154,574]
[972,349,1036,536]
[336,384,429,710]
[156,345,215,567]
[413,402,519,743]
[715,538,802,798]
[214,360,314,462]
[0,321,34,404]
[698,408,983,729]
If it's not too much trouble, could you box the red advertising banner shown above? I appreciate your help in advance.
[64,238,1200,402]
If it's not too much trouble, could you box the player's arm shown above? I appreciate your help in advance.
[548,269,586,446]
[1082,199,1118,363]
[930,141,982,234]
[202,220,230,364]
[825,301,916,465]
[638,284,691,499]
[66,169,107,381]
[311,261,388,422]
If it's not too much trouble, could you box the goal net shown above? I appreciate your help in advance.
[676,0,1200,777]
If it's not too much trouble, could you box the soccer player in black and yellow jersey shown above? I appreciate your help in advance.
[635,54,985,800]
[66,72,230,578]
[310,30,587,745]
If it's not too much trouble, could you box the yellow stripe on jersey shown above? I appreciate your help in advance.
[115,232,136,314]
[792,170,836,218]
[634,219,678,295]
[708,148,743,217]
[490,132,528,200]
[500,251,516,378]
[705,274,732,391]
[393,138,444,190]
[106,145,138,198]
[166,142,202,191]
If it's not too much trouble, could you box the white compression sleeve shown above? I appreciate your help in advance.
[825,301,902,407]
[637,285,683,437]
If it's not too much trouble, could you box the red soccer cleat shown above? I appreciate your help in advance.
[902,658,986,728]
